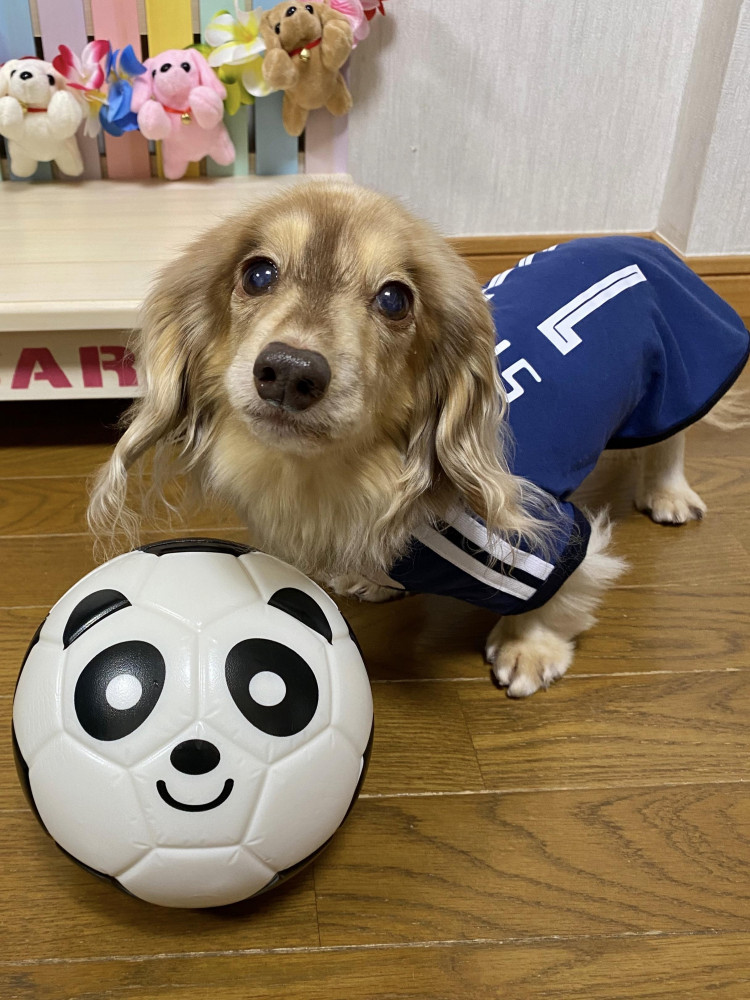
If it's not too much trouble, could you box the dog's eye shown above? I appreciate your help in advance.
[241,258,279,296]
[47,74,55,86]
[286,6,297,16]
[180,61,191,72]
[160,62,172,73]
[305,3,314,11]
[275,22,281,33]
[374,282,413,321]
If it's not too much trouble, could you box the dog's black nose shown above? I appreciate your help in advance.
[170,739,220,775]
[253,341,331,412]
[19,71,33,81]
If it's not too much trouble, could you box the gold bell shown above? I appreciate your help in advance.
[299,47,310,63]
[181,111,192,123]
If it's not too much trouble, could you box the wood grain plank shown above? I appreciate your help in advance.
[4,932,750,1000]
[604,510,748,589]
[576,583,750,675]
[459,670,750,791]
[0,477,242,536]
[315,784,750,945]
[0,815,319,963]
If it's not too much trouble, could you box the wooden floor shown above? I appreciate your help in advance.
[0,381,749,1000]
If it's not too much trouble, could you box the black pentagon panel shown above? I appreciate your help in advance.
[63,590,131,649]
[11,724,49,837]
[74,640,166,741]
[268,587,332,644]
[225,638,319,737]
[139,538,255,557]
[343,720,374,824]
[14,615,47,694]
[343,614,364,658]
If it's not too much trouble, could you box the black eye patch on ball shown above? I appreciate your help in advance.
[75,641,166,741]
[225,639,319,737]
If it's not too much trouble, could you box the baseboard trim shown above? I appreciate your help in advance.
[450,232,750,323]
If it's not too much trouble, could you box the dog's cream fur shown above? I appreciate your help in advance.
[89,181,742,697]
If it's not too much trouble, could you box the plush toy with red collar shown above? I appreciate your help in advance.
[0,58,83,176]
[130,48,235,180]
[259,1,353,137]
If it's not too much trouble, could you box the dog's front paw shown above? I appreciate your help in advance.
[328,573,407,603]
[636,484,707,525]
[486,629,574,698]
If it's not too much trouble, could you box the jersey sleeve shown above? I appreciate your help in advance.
[387,501,591,615]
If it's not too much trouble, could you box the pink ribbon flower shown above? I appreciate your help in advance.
[53,40,110,137]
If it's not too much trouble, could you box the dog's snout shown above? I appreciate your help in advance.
[170,739,220,775]
[253,341,331,412]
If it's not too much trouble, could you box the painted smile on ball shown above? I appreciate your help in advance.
[156,778,235,812]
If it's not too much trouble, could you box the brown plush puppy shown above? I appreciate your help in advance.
[260,1,353,136]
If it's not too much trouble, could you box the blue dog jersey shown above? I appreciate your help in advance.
[388,237,749,614]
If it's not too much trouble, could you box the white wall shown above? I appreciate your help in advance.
[349,0,749,254]
[686,0,750,253]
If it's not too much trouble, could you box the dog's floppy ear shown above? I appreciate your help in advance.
[88,222,241,551]
[259,9,284,50]
[400,238,531,540]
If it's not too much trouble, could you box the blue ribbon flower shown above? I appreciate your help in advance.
[99,45,146,137]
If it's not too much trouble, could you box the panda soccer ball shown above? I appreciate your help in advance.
[12,538,373,908]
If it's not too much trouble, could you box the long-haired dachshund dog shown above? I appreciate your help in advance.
[89,181,749,697]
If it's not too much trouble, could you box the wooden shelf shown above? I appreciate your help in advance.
[0,176,313,333]
[0,175,328,400]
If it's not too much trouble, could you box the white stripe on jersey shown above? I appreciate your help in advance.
[518,254,536,267]
[445,505,554,580]
[412,524,536,601]
[537,264,647,356]
[486,269,513,289]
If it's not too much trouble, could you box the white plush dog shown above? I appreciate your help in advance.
[0,58,83,177]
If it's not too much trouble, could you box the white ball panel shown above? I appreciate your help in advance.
[130,723,266,848]
[239,551,350,641]
[60,606,199,767]
[247,727,361,870]
[119,846,275,908]
[40,551,157,647]
[13,639,64,764]
[328,636,373,756]
[199,608,332,764]
[137,551,261,628]
[29,734,149,876]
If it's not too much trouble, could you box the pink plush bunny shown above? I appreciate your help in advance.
[131,48,235,179]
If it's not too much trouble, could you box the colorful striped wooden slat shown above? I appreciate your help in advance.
[199,0,250,177]
[36,0,103,179]
[251,0,298,176]
[0,0,53,181]
[90,0,151,179]
[143,0,199,178]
